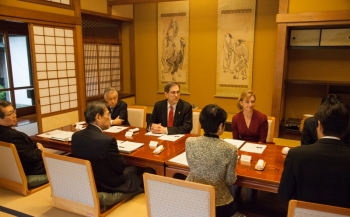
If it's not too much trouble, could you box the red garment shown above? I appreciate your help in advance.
[231,110,268,143]
[168,106,174,127]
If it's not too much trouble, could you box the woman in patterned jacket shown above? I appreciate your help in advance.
[186,104,244,217]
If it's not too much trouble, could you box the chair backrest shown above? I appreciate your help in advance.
[0,141,48,196]
[190,109,201,135]
[42,152,103,216]
[299,114,314,133]
[287,200,350,217]
[267,116,275,143]
[42,152,130,217]
[143,173,215,217]
[127,105,147,128]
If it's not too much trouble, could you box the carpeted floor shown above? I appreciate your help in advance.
[0,185,288,217]
[0,187,147,217]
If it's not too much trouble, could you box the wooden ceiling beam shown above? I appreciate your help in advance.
[108,0,187,5]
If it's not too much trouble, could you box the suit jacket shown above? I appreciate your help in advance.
[71,124,140,193]
[108,99,130,126]
[278,138,350,208]
[0,125,45,175]
[231,110,268,143]
[149,99,192,134]
[301,117,318,145]
[186,135,237,207]
[301,117,350,146]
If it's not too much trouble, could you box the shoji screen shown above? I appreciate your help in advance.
[33,25,78,115]
[83,44,121,98]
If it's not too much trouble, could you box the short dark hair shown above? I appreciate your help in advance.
[0,100,12,119]
[164,82,180,93]
[314,97,349,137]
[200,104,227,134]
[321,94,341,105]
[84,101,107,124]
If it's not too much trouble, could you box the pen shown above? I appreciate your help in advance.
[256,147,262,149]
[174,136,180,137]
[119,146,125,148]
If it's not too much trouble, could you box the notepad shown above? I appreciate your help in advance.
[240,143,267,154]
[103,126,128,133]
[37,130,74,142]
[118,141,143,154]
[158,134,184,141]
[168,152,188,166]
[223,138,245,149]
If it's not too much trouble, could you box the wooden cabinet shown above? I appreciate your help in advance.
[290,29,320,46]
[290,28,350,47]
[272,10,350,137]
[321,28,350,46]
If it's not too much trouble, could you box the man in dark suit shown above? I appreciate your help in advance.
[71,101,141,195]
[0,100,46,176]
[104,87,130,126]
[149,82,192,135]
[279,97,350,208]
[301,94,350,146]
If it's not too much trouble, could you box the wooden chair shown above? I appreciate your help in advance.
[287,199,350,217]
[190,109,202,135]
[143,173,215,217]
[42,152,131,217]
[0,141,49,196]
[127,105,147,128]
[267,116,275,143]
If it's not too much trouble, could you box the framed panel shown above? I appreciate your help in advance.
[32,25,78,115]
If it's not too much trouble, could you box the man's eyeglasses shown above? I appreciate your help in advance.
[5,110,16,117]
[168,91,180,95]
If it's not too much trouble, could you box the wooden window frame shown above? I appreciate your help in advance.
[83,43,123,100]
[19,0,74,10]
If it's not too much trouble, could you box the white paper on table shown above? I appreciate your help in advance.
[168,152,188,166]
[158,134,185,142]
[75,121,86,125]
[75,124,85,131]
[240,143,267,154]
[37,130,74,141]
[103,126,128,133]
[145,131,165,137]
[223,138,245,149]
[118,141,144,154]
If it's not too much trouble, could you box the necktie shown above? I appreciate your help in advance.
[110,107,114,117]
[168,106,174,127]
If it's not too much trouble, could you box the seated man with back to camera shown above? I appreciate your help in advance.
[149,81,192,135]
[104,87,130,126]
[0,100,48,188]
[71,101,143,208]
[278,97,350,208]
[301,94,350,146]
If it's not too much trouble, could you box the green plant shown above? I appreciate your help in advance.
[0,85,6,100]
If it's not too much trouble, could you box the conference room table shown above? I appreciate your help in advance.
[30,125,288,192]
[30,125,190,175]
[166,143,286,193]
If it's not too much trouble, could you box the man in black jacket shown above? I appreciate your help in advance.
[72,101,141,194]
[149,82,192,135]
[0,100,46,176]
[279,96,350,208]
[104,87,130,126]
[301,94,350,146]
